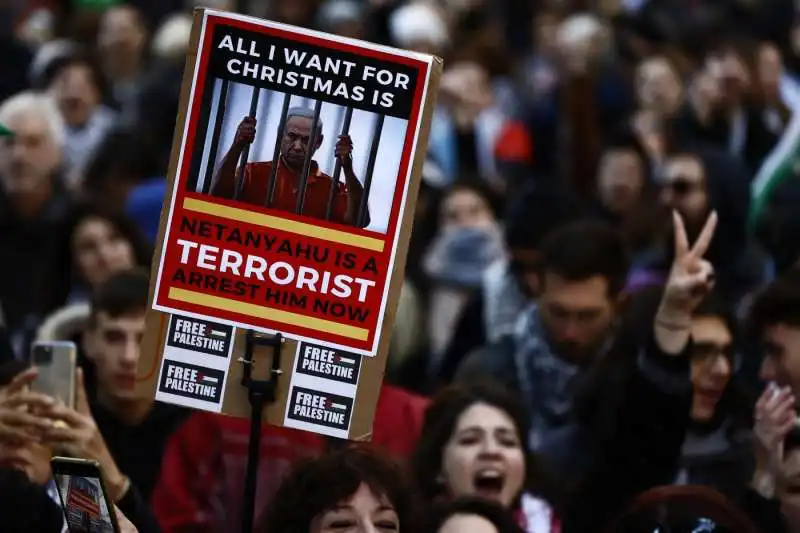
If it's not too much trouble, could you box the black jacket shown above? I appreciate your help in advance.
[460,330,693,533]
[562,333,692,533]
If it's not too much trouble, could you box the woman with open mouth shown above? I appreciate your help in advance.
[411,382,561,533]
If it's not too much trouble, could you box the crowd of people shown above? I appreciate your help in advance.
[4,0,800,531]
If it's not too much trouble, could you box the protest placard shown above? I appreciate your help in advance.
[150,8,435,356]
[136,8,441,438]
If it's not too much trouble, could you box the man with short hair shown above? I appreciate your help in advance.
[97,4,148,113]
[0,90,72,350]
[749,268,800,395]
[212,110,370,227]
[41,269,185,519]
[45,51,117,185]
[462,219,630,441]
[436,189,579,385]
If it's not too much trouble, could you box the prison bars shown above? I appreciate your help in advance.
[205,82,380,229]
[233,86,264,200]
[295,99,323,215]
[265,94,291,208]
[324,106,353,220]
[201,79,230,194]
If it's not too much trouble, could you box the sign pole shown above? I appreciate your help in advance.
[238,331,285,533]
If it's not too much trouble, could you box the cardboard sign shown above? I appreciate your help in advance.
[137,8,441,440]
[149,8,436,357]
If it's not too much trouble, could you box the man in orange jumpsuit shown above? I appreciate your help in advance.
[211,107,370,228]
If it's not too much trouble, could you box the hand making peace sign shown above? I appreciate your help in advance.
[662,210,718,314]
[654,210,718,355]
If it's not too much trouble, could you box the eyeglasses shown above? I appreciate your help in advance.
[691,342,742,371]
[662,177,701,196]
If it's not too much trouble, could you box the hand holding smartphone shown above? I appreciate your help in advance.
[51,456,121,533]
[29,341,77,409]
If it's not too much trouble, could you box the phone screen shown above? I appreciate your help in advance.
[52,459,119,533]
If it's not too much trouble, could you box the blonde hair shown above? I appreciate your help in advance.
[0,91,65,145]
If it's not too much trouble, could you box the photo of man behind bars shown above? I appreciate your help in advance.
[192,81,410,234]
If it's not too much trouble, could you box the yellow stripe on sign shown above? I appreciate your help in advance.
[182,197,385,252]
[168,287,370,341]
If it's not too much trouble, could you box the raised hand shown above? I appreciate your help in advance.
[234,116,257,146]
[661,210,718,315]
[654,210,717,355]
[752,383,797,498]
[42,369,129,500]
[335,134,353,168]
[754,383,796,460]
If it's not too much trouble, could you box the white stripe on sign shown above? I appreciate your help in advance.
[201,376,219,384]
[209,330,226,338]
[331,403,347,410]
[336,357,355,365]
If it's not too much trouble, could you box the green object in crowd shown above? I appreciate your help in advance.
[74,0,123,10]
[0,123,12,137]
[748,110,800,234]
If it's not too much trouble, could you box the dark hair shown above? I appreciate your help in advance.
[606,485,761,533]
[89,268,150,324]
[82,128,159,197]
[503,185,581,252]
[694,290,738,338]
[261,446,415,533]
[692,291,755,434]
[445,179,503,220]
[44,201,152,311]
[748,269,800,338]
[411,381,555,506]
[42,48,109,99]
[538,219,630,297]
[424,496,524,533]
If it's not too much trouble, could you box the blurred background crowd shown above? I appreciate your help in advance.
[6,0,800,532]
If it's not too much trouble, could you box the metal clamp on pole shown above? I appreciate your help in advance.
[239,330,284,533]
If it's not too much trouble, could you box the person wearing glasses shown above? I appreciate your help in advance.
[630,146,768,308]
[676,290,754,502]
[615,283,753,502]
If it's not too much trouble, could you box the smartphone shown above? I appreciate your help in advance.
[29,341,77,408]
[51,457,120,533]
